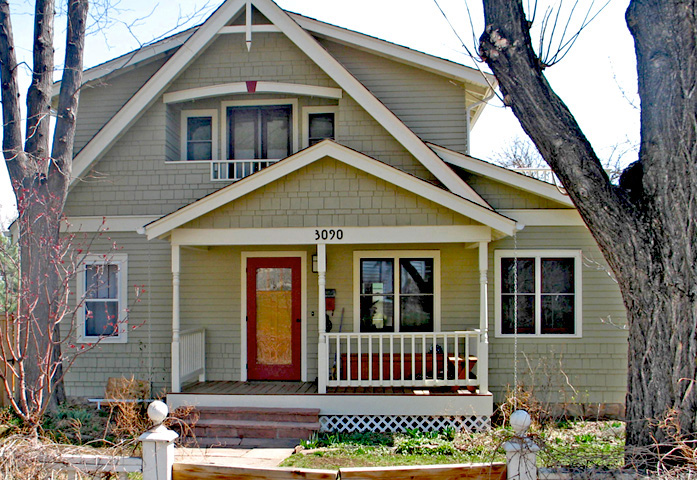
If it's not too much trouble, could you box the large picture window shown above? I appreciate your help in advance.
[227,105,291,160]
[77,254,128,343]
[355,252,439,333]
[495,250,582,337]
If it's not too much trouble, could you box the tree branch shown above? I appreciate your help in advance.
[0,0,27,180]
[478,0,646,280]
[50,0,89,200]
[24,0,55,163]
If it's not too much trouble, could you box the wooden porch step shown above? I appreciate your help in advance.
[180,406,320,448]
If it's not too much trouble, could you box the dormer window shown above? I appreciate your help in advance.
[181,109,218,161]
[228,105,292,160]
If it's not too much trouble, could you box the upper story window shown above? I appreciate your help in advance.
[77,254,128,343]
[181,110,218,161]
[227,105,291,160]
[354,251,440,333]
[308,113,335,146]
[495,250,582,338]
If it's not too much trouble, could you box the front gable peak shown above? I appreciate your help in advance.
[70,0,489,209]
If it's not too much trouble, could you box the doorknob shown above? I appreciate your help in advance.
[296,318,301,323]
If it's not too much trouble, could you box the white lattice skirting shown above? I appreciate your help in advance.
[319,415,490,433]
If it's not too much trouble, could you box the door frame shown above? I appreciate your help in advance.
[241,251,307,382]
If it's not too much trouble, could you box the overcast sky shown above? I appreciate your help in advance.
[1,0,638,225]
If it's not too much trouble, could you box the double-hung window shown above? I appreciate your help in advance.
[77,254,128,343]
[495,250,582,337]
[181,110,218,161]
[354,251,440,333]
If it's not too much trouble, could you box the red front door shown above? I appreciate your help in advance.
[247,257,302,381]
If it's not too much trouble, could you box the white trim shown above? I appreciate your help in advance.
[218,24,281,35]
[167,391,493,416]
[52,28,196,96]
[302,106,338,149]
[180,109,219,161]
[63,216,159,233]
[76,253,129,344]
[170,226,492,246]
[288,13,494,89]
[163,81,342,104]
[220,98,299,160]
[429,143,574,207]
[70,0,248,187]
[498,209,584,227]
[352,250,441,333]
[493,249,583,339]
[69,0,489,209]
[240,251,308,382]
[145,141,516,239]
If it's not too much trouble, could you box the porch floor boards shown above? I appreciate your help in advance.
[180,381,480,396]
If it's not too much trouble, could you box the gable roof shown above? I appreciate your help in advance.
[428,143,575,207]
[69,0,491,208]
[145,140,518,239]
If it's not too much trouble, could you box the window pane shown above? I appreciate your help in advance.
[256,267,292,291]
[501,294,535,334]
[229,109,257,159]
[85,301,118,336]
[187,117,212,141]
[308,113,334,145]
[85,264,118,299]
[501,258,535,293]
[263,108,290,158]
[360,259,393,294]
[187,142,212,161]
[542,258,575,293]
[360,295,394,332]
[541,295,575,334]
[400,259,433,294]
[400,295,433,332]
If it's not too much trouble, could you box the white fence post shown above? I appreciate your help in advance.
[139,401,178,480]
[504,410,540,480]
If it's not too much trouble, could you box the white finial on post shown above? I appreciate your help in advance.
[504,410,540,480]
[139,401,178,480]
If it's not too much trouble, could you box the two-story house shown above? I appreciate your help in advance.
[62,0,628,441]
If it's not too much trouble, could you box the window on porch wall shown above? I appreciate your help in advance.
[359,258,434,332]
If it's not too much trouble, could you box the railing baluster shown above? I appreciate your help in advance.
[421,335,427,384]
[400,335,405,386]
[368,335,373,385]
[443,333,448,386]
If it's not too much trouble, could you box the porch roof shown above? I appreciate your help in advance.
[145,140,518,241]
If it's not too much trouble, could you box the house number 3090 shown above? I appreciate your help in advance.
[314,229,344,241]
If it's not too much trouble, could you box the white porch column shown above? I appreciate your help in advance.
[478,241,490,394]
[317,243,328,394]
[171,245,181,393]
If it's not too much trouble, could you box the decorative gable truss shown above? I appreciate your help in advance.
[70,0,492,208]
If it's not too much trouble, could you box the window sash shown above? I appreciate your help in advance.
[498,254,578,336]
[227,105,292,160]
[79,258,126,341]
[308,112,335,146]
[359,257,435,333]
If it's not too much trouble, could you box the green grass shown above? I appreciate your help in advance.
[280,421,625,470]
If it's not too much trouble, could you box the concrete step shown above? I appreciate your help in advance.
[189,437,300,448]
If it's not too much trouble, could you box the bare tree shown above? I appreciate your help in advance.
[0,0,88,431]
[478,0,697,462]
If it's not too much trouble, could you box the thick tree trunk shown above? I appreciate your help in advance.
[479,0,697,462]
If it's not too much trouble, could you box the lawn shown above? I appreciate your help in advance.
[279,420,625,470]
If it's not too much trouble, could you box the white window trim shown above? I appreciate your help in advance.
[220,98,299,159]
[76,253,129,344]
[179,109,219,161]
[352,250,441,333]
[302,105,338,149]
[494,249,582,338]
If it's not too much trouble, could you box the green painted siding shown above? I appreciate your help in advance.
[321,39,480,154]
[487,226,628,405]
[457,171,567,209]
[183,158,476,229]
[63,233,173,398]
